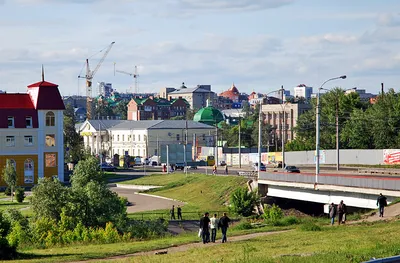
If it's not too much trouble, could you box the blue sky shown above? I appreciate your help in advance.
[1,0,400,96]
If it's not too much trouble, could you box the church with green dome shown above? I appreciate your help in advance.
[193,100,225,126]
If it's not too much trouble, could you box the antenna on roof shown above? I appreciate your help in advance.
[41,64,45,81]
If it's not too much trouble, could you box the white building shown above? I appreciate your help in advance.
[293,84,313,100]
[78,120,216,158]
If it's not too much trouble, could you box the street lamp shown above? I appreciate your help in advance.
[258,89,282,177]
[233,109,242,168]
[315,75,346,184]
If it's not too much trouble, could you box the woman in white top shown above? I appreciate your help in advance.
[210,214,219,243]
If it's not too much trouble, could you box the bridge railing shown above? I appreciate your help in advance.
[258,172,400,191]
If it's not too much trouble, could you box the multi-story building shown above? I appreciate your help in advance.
[0,78,65,185]
[293,84,313,100]
[127,97,189,121]
[345,88,376,102]
[165,83,216,110]
[261,103,312,145]
[78,120,215,158]
[97,82,113,97]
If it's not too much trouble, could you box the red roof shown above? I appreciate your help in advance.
[0,94,35,109]
[27,81,58,88]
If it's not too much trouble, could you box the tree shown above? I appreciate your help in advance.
[64,104,84,163]
[230,187,260,217]
[341,109,374,149]
[241,101,251,118]
[185,108,196,120]
[113,100,128,120]
[31,177,69,221]
[0,212,16,259]
[2,160,17,202]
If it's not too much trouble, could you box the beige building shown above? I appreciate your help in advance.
[261,103,312,144]
[78,120,215,158]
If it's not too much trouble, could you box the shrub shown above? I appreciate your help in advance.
[126,220,168,239]
[0,212,16,259]
[4,187,11,196]
[15,188,25,203]
[272,216,300,227]
[300,221,322,231]
[263,204,284,223]
[232,220,253,230]
[230,187,260,217]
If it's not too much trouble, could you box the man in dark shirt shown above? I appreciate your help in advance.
[199,212,210,244]
[170,205,175,220]
[377,193,388,217]
[177,205,182,220]
[219,212,231,243]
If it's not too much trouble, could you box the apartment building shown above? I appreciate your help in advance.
[0,78,65,185]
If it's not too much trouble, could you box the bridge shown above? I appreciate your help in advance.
[257,170,400,211]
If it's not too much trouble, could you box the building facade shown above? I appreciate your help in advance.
[293,84,313,99]
[79,120,215,159]
[166,84,216,110]
[0,79,65,185]
[261,103,312,144]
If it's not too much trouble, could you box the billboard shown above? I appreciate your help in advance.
[160,144,193,164]
[383,149,400,164]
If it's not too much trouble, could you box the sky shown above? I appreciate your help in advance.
[1,0,400,96]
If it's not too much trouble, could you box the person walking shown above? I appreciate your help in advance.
[170,205,175,220]
[377,193,388,217]
[337,200,347,225]
[329,202,336,225]
[225,165,228,175]
[177,205,182,220]
[199,212,210,244]
[219,212,231,243]
[210,214,219,243]
[213,165,217,175]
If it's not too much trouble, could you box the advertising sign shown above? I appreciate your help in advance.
[383,149,400,164]
[314,150,326,164]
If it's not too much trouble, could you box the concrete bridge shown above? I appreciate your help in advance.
[257,171,400,211]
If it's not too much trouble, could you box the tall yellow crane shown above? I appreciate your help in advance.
[116,65,139,93]
[78,41,115,120]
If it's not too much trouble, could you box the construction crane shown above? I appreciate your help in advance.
[78,41,115,120]
[116,65,139,93]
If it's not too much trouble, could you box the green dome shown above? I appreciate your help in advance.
[193,106,225,126]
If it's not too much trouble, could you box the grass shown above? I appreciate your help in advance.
[124,173,247,219]
[104,220,400,263]
[0,200,30,211]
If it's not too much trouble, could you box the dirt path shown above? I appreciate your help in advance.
[352,202,400,223]
[68,230,291,263]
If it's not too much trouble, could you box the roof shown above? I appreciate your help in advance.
[27,81,58,88]
[109,120,214,130]
[85,120,127,131]
[169,87,214,95]
[27,79,65,110]
[193,106,225,126]
[0,94,35,109]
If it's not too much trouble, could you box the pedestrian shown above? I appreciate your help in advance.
[329,202,336,225]
[177,205,182,220]
[219,212,231,243]
[377,193,388,217]
[213,165,217,175]
[199,212,210,244]
[210,213,219,243]
[337,200,347,225]
[170,205,175,220]
[225,165,228,175]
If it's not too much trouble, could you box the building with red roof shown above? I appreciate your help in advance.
[219,83,240,102]
[0,73,65,185]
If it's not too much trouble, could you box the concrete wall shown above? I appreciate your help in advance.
[285,149,384,165]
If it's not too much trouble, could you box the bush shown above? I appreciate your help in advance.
[4,187,11,196]
[232,220,253,230]
[230,187,260,217]
[126,220,168,239]
[272,216,300,227]
[263,204,284,223]
[300,221,322,231]
[0,212,16,259]
[15,188,25,203]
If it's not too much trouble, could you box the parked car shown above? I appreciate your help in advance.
[100,163,116,172]
[284,166,300,173]
[188,165,198,170]
[219,161,227,166]
[175,163,185,171]
[253,162,266,172]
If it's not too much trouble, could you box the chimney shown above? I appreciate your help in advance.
[381,83,384,94]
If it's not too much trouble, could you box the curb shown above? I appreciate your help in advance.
[115,184,161,190]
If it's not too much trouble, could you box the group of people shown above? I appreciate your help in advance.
[212,165,228,175]
[329,193,388,225]
[170,205,182,220]
[199,212,231,244]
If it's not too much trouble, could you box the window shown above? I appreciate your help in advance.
[26,116,32,128]
[112,135,115,141]
[138,149,141,156]
[122,135,124,141]
[24,136,33,146]
[132,135,135,141]
[176,134,180,141]
[128,135,131,141]
[138,135,141,141]
[46,112,55,126]
[24,159,34,184]
[7,117,14,128]
[45,134,55,147]
[6,136,15,147]
[7,159,16,170]
[45,154,56,167]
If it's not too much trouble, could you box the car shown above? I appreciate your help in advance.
[175,163,185,170]
[100,163,116,172]
[151,161,158,166]
[188,165,198,170]
[253,162,266,172]
[284,166,300,173]
[219,161,227,166]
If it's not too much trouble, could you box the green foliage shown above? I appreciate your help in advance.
[263,204,284,223]
[125,220,168,239]
[300,220,322,231]
[4,187,11,196]
[15,187,25,203]
[271,216,300,227]
[70,156,104,187]
[2,159,17,202]
[232,220,253,230]
[230,187,260,217]
[0,211,16,259]
[64,104,85,163]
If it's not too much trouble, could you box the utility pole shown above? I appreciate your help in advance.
[257,100,262,177]
[238,116,241,168]
[336,97,339,171]
[281,85,285,168]
[166,145,169,174]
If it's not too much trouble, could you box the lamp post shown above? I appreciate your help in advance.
[315,75,346,184]
[234,109,242,168]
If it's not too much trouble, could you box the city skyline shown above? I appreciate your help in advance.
[1,0,400,96]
